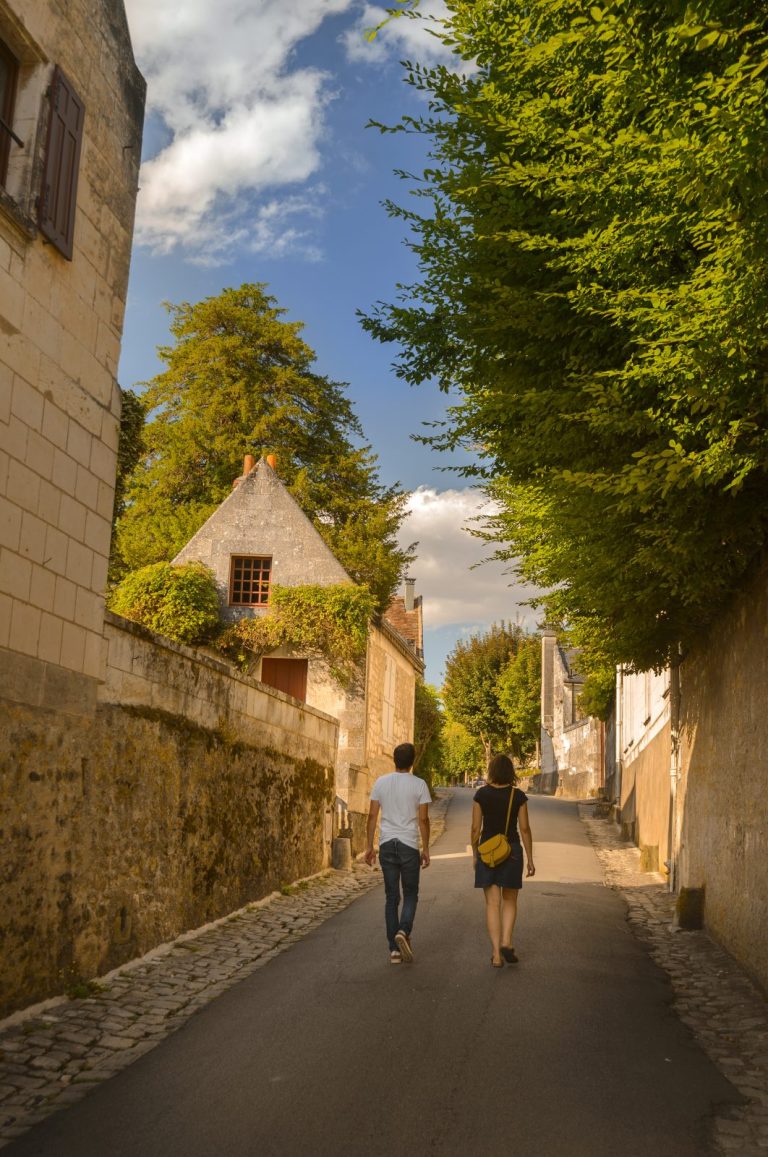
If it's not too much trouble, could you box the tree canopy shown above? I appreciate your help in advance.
[413,681,444,792]
[496,635,542,761]
[115,284,413,612]
[362,1,768,681]
[443,622,526,762]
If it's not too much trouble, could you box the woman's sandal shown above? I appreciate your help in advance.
[501,946,518,964]
[491,956,505,968]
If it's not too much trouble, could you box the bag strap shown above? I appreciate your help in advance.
[503,786,515,837]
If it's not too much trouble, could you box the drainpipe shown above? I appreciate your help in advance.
[615,666,623,812]
[667,656,682,893]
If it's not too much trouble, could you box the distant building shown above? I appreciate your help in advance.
[539,629,602,797]
[612,666,671,873]
[174,455,425,845]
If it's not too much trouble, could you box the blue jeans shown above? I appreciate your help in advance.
[379,839,421,950]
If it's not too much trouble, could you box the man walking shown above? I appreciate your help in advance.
[364,743,431,964]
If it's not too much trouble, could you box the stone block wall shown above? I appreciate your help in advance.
[0,615,339,1017]
[676,558,768,989]
[618,721,671,874]
[0,0,144,713]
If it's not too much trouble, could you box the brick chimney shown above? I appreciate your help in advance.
[266,453,277,471]
[405,576,415,612]
[232,454,256,489]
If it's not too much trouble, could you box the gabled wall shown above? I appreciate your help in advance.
[173,458,351,620]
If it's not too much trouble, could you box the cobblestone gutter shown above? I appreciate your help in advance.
[581,802,768,1156]
[0,790,451,1149]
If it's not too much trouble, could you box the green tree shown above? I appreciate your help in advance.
[440,717,484,784]
[362,2,768,675]
[109,389,146,585]
[496,634,541,762]
[115,284,413,611]
[413,681,444,792]
[443,622,524,765]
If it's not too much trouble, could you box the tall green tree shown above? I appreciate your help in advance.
[363,1,768,676]
[109,388,146,585]
[115,284,413,611]
[413,681,444,792]
[496,634,541,763]
[440,718,484,784]
[443,622,525,764]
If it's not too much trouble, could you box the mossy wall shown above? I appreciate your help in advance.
[0,616,337,1017]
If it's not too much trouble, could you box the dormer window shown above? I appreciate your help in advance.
[229,555,271,605]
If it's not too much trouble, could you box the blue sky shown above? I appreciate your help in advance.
[119,0,538,683]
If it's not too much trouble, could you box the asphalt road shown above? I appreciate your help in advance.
[7,791,738,1157]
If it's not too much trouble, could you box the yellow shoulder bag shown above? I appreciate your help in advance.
[477,787,515,867]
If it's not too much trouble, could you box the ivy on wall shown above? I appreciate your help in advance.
[110,564,377,686]
[215,583,377,683]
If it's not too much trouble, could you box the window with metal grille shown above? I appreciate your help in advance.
[229,556,272,605]
[0,40,19,187]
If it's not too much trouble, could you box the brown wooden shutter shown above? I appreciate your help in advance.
[39,67,84,260]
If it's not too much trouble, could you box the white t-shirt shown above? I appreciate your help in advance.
[371,771,431,850]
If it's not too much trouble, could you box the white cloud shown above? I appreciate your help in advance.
[124,0,355,260]
[398,487,542,631]
[342,2,457,66]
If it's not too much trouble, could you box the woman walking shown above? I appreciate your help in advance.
[471,754,535,967]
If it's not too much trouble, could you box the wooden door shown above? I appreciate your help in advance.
[260,658,308,702]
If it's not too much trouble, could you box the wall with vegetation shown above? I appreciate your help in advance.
[0,614,338,1017]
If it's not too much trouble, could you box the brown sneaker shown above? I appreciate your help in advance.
[395,931,413,962]
[501,946,518,963]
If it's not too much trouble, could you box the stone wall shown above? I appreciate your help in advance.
[616,667,672,873]
[0,0,144,708]
[676,558,768,988]
[619,722,671,874]
[0,614,339,1017]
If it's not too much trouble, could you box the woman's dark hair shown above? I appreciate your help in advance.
[487,754,517,786]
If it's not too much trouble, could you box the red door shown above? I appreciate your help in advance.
[260,658,308,702]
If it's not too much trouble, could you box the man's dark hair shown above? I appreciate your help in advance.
[393,742,416,770]
[487,754,517,785]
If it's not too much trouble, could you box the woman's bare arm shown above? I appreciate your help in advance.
[470,801,483,865]
[518,802,535,876]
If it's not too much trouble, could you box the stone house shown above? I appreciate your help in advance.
[0,0,145,711]
[538,628,603,797]
[611,666,671,873]
[173,455,425,846]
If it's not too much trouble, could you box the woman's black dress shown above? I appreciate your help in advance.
[473,784,528,889]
